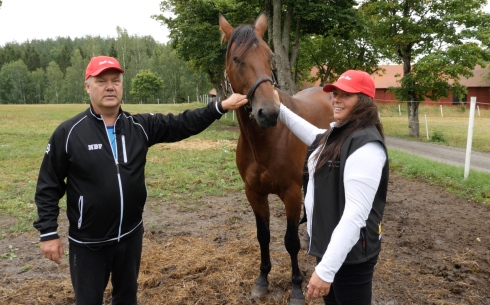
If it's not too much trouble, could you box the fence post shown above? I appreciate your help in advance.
[464,97,476,179]
[424,114,429,140]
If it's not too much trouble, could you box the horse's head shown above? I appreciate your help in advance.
[219,13,279,128]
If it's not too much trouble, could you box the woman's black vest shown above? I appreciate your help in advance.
[306,124,389,264]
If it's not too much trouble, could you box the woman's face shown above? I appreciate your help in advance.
[331,89,359,122]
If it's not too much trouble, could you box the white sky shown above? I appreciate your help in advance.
[0,1,488,47]
[0,0,170,46]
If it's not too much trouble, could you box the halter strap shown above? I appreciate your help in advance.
[246,76,274,102]
[225,73,277,115]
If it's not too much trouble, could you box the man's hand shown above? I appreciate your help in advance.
[40,238,64,264]
[221,93,248,111]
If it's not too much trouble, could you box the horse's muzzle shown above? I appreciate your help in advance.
[254,103,279,128]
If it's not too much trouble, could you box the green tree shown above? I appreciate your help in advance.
[21,43,41,71]
[130,69,164,103]
[81,35,104,58]
[297,11,384,88]
[115,27,149,103]
[0,43,23,69]
[361,0,490,137]
[63,49,86,103]
[150,44,211,103]
[56,40,74,74]
[267,0,353,93]
[45,61,64,103]
[154,0,245,100]
[30,68,46,104]
[0,60,30,103]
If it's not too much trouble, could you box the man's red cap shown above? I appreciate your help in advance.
[85,56,124,80]
[323,70,375,99]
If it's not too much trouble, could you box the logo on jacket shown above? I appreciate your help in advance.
[88,144,103,151]
[45,143,51,154]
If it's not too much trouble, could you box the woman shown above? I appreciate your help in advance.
[277,70,389,304]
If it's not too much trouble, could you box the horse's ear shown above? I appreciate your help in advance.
[219,13,234,43]
[254,12,267,39]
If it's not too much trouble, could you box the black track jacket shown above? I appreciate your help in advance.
[34,102,225,246]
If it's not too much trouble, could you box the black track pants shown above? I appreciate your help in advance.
[69,226,143,305]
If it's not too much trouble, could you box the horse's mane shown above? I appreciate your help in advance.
[227,24,259,60]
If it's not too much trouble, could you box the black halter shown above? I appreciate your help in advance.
[225,73,278,114]
[246,76,274,101]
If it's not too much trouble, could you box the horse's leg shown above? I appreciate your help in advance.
[281,191,305,305]
[246,187,271,298]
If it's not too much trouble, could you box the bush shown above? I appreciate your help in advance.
[430,130,447,143]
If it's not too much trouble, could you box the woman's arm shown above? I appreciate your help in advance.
[279,103,327,146]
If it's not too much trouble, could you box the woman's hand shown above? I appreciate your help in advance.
[306,271,331,301]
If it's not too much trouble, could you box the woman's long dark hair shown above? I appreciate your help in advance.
[313,93,384,172]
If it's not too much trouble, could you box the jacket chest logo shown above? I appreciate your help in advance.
[88,144,103,151]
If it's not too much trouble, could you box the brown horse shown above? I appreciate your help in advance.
[219,13,334,304]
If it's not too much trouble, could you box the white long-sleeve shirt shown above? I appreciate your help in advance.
[279,103,386,283]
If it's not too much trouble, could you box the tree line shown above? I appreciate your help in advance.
[0,28,213,104]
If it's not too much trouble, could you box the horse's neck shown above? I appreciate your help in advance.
[278,91,298,113]
[236,107,273,145]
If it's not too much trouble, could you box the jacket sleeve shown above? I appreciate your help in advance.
[141,101,224,146]
[33,126,68,241]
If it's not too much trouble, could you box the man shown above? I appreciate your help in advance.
[33,55,247,305]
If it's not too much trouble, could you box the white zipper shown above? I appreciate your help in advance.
[122,135,127,163]
[78,196,84,229]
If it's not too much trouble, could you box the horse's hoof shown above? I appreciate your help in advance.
[289,297,306,305]
[289,287,305,305]
[251,283,268,298]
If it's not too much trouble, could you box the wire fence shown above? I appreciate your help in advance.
[378,98,490,153]
[375,99,490,112]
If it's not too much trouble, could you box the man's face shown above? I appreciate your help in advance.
[85,69,123,112]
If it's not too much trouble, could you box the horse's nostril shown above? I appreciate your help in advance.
[255,107,279,128]
[257,108,264,117]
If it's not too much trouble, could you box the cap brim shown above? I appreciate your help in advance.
[88,67,124,79]
[323,83,359,94]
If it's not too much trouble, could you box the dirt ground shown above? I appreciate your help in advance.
[1,122,490,305]
[1,172,489,305]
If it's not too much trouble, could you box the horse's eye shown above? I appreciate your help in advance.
[232,56,241,64]
[271,56,277,70]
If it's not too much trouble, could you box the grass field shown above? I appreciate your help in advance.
[0,102,489,235]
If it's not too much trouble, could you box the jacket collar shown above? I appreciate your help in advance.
[88,104,122,121]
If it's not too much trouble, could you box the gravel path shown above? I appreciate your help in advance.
[385,136,490,173]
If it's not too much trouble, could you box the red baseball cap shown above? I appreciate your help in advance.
[323,70,375,98]
[85,56,124,80]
